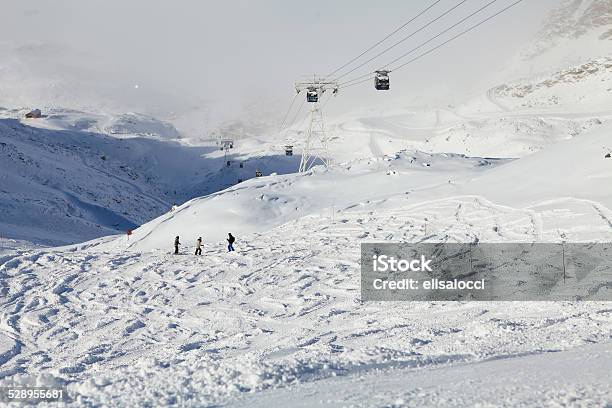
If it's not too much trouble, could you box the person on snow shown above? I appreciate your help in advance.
[227,233,235,252]
[174,236,181,254]
[195,237,203,255]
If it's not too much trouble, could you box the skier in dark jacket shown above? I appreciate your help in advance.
[174,236,181,254]
[227,233,235,252]
[195,237,202,255]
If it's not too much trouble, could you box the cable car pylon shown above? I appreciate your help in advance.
[294,76,338,173]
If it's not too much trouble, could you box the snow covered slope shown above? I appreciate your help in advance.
[103,111,612,253]
[232,342,612,407]
[328,106,605,158]
[113,151,510,250]
[0,2,611,406]
[0,109,302,246]
[0,113,220,245]
[1,191,611,406]
[2,93,610,406]
[492,56,612,112]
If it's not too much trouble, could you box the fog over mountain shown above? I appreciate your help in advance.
[1,1,560,134]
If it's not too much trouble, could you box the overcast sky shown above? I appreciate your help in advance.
[0,0,559,133]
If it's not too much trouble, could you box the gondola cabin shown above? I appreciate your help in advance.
[306,87,319,103]
[25,109,42,119]
[255,169,263,177]
[285,145,293,156]
[374,70,390,90]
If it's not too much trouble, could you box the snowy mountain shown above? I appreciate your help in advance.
[494,0,612,113]
[534,0,612,46]
[0,109,298,246]
[1,121,611,406]
[516,0,612,75]
[493,56,612,111]
[2,71,611,405]
[0,2,611,406]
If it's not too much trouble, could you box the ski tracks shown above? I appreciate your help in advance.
[0,196,611,402]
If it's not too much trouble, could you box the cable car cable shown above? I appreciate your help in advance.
[338,0,500,87]
[391,0,523,73]
[327,0,443,79]
[287,98,306,130]
[333,0,470,81]
[278,92,300,132]
[382,0,499,70]
[322,92,336,110]
[341,75,376,89]
[340,0,523,90]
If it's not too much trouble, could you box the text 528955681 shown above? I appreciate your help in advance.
[0,387,67,403]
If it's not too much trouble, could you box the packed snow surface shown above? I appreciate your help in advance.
[1,11,612,404]
[2,96,612,405]
[1,199,611,405]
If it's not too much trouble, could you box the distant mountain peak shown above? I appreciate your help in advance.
[536,0,612,46]
[516,0,612,71]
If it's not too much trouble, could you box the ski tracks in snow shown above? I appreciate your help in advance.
[0,195,611,404]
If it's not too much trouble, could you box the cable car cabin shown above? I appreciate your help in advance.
[374,70,390,90]
[306,88,319,103]
[25,109,42,119]
[285,145,293,156]
[255,170,263,177]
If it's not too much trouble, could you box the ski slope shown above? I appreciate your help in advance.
[2,61,612,406]
[232,341,612,407]
[104,67,612,251]
[1,192,611,405]
[1,111,611,405]
[1,2,611,405]
[2,91,612,406]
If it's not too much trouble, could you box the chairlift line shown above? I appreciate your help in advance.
[327,0,443,79]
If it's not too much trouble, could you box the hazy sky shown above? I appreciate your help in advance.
[0,0,559,132]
